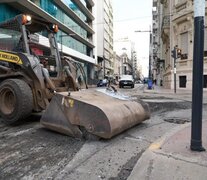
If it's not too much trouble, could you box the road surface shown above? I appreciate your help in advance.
[1,84,201,180]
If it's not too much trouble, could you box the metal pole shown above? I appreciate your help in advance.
[22,25,30,54]
[191,0,205,151]
[149,33,152,80]
[103,56,105,78]
[61,34,63,56]
[170,0,173,91]
[174,46,176,94]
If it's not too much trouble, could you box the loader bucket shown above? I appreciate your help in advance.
[40,89,150,139]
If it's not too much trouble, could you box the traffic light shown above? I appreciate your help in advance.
[171,49,176,59]
[177,48,182,58]
[171,47,182,59]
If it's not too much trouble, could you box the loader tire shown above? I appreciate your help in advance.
[0,79,33,125]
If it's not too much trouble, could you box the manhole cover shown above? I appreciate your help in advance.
[164,117,190,124]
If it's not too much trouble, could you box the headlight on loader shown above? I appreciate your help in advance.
[22,15,32,25]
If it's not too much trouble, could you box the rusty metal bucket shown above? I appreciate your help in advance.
[40,89,150,139]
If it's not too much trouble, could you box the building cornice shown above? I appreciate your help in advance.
[172,9,193,24]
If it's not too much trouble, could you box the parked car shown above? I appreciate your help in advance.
[97,79,108,87]
[143,77,149,84]
[119,75,134,88]
[135,80,143,84]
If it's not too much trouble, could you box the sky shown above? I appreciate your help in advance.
[112,0,152,77]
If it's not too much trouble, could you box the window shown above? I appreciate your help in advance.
[179,76,187,88]
[204,75,207,88]
[0,28,22,52]
[41,0,57,16]
[180,32,188,59]
[204,28,207,57]
[0,4,20,22]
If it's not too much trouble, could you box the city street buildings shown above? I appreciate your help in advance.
[0,0,97,84]
[94,0,114,79]
[114,38,137,78]
[113,53,121,80]
[151,0,207,90]
[120,52,133,76]
[151,0,164,86]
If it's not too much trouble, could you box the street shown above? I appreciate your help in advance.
[0,84,205,180]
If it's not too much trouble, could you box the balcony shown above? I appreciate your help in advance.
[160,0,167,4]
[180,53,188,60]
[153,22,158,30]
[153,0,157,7]
[175,0,188,12]
[162,15,170,29]
[161,15,170,42]
[153,48,158,54]
[153,11,158,20]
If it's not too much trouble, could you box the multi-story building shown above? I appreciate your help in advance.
[132,50,138,79]
[151,0,164,85]
[153,0,207,90]
[95,0,114,79]
[114,38,137,78]
[119,52,133,76]
[0,0,96,84]
[113,52,121,80]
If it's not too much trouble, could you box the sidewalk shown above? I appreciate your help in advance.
[143,85,207,103]
[144,85,196,94]
[128,105,207,180]
[128,121,207,180]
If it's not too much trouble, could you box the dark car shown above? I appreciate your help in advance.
[135,80,143,84]
[143,78,148,84]
[119,75,134,88]
[97,79,108,87]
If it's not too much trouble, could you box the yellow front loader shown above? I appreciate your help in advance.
[0,14,150,139]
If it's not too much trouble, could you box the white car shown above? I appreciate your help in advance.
[119,75,134,88]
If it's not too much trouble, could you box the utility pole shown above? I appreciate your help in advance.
[171,46,177,93]
[191,0,205,151]
[103,56,105,78]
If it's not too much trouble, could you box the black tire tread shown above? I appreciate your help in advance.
[0,79,33,125]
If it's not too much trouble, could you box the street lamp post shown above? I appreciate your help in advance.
[103,56,105,78]
[191,0,205,152]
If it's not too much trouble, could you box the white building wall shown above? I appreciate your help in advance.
[94,0,114,76]
[158,0,207,90]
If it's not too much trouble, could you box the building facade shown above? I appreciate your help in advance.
[151,0,164,86]
[114,38,137,78]
[152,0,207,90]
[113,52,121,80]
[119,53,133,76]
[0,0,96,84]
[95,0,114,79]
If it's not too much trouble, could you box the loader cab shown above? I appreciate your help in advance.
[24,17,61,78]
[0,14,62,78]
[27,29,60,78]
[0,28,22,52]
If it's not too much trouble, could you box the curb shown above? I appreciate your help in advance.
[128,122,207,180]
[148,123,190,151]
